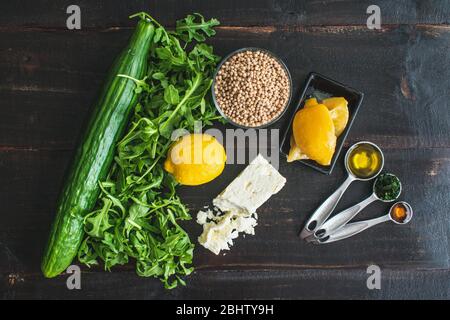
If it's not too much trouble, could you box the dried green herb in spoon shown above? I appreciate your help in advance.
[374,173,402,201]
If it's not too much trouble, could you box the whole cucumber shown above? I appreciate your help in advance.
[42,18,154,278]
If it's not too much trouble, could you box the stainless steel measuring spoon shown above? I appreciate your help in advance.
[300,141,384,239]
[313,173,402,240]
[311,201,413,244]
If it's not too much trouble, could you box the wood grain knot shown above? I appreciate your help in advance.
[7,273,24,287]
[401,76,416,100]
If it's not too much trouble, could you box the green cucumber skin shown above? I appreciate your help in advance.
[41,20,154,278]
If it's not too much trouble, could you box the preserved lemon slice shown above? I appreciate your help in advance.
[287,135,308,162]
[322,97,349,137]
[304,97,318,108]
[292,103,336,166]
[321,97,348,110]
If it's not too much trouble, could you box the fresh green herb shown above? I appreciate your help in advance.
[175,13,220,43]
[374,173,401,201]
[78,12,222,289]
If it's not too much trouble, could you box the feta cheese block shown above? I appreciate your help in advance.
[198,154,286,255]
[213,154,287,215]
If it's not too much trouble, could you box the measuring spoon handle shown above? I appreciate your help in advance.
[300,175,354,239]
[315,215,390,244]
[315,193,378,238]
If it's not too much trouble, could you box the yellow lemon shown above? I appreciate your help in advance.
[322,97,349,137]
[292,103,336,166]
[164,134,226,186]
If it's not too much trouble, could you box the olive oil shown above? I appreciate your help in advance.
[347,144,382,178]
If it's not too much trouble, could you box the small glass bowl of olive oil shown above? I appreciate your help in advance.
[345,141,384,180]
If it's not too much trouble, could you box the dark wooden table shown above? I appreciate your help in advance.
[1,0,449,300]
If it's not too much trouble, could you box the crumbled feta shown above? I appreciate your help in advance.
[198,211,258,255]
[197,209,218,225]
[196,210,209,225]
[198,154,286,255]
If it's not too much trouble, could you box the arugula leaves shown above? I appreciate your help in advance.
[176,13,220,42]
[78,13,221,289]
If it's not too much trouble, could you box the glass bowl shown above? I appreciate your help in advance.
[211,47,293,129]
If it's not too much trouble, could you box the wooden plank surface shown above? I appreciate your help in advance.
[3,269,449,300]
[0,0,449,299]
[1,0,450,29]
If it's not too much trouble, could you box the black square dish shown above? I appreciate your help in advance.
[280,72,364,174]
